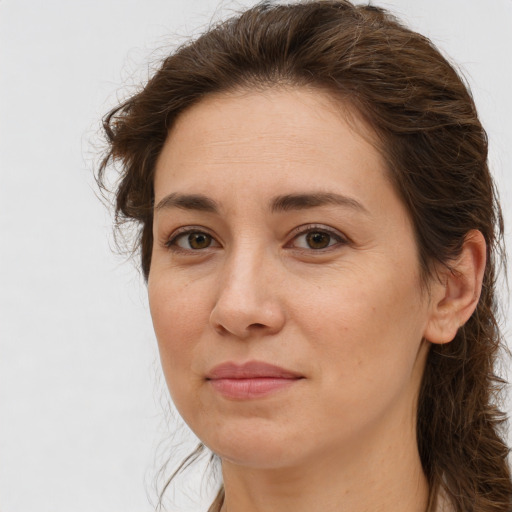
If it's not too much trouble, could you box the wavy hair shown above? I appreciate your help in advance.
[97,1,512,510]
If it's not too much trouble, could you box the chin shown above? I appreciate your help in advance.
[213,444,300,470]
[200,422,306,469]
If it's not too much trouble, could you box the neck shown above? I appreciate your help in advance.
[219,405,429,512]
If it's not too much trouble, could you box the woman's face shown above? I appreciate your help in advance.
[148,87,435,469]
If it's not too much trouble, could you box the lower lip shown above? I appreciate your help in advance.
[208,377,301,399]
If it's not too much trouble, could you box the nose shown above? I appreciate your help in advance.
[209,248,286,339]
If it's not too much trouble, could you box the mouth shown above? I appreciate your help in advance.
[206,361,304,400]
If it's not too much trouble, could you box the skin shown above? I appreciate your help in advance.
[148,87,485,512]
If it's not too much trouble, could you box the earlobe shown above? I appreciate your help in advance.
[423,230,487,345]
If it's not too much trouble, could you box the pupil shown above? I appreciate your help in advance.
[307,232,330,249]
[189,233,210,249]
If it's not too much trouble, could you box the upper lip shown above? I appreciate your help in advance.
[206,361,303,380]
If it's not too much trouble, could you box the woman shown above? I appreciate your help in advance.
[97,1,512,511]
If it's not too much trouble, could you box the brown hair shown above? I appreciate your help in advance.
[97,1,512,510]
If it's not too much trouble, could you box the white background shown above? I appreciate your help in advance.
[1,1,511,511]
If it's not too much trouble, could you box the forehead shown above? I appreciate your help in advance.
[154,87,389,201]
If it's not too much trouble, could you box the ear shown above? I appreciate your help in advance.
[423,230,487,345]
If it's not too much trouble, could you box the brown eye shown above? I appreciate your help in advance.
[306,231,332,249]
[187,232,212,249]
[167,230,217,251]
[290,226,346,251]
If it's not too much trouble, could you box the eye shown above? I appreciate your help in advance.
[290,226,347,250]
[166,229,219,251]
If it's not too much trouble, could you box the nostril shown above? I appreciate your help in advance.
[210,299,286,338]
[249,323,267,329]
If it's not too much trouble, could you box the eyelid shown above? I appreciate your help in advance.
[162,223,349,252]
[164,226,221,251]
[286,224,350,249]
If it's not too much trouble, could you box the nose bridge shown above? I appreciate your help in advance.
[226,236,264,291]
[220,236,271,312]
[210,234,285,338]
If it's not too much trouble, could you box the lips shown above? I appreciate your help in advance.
[206,361,304,399]
[206,361,303,380]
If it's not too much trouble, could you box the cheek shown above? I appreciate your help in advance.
[148,275,211,397]
[297,268,426,403]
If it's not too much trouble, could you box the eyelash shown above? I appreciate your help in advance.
[287,224,349,251]
[164,224,349,253]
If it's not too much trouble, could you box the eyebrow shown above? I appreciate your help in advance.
[155,191,368,215]
[155,193,220,213]
[270,192,369,214]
